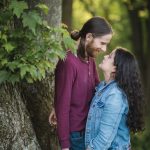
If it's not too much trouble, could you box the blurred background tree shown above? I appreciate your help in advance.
[62,0,150,149]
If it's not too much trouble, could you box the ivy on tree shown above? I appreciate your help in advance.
[0,0,76,83]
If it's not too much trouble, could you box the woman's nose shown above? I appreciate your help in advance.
[104,55,109,59]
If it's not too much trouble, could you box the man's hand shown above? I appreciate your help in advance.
[49,108,57,126]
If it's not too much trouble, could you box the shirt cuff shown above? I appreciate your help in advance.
[60,139,70,149]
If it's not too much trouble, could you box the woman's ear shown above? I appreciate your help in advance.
[111,66,116,79]
[112,66,116,73]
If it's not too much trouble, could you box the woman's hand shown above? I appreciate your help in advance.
[62,148,69,150]
[86,146,91,150]
[49,108,57,126]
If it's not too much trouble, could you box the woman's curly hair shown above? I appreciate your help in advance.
[114,47,145,133]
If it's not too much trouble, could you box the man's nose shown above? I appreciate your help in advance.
[101,46,107,52]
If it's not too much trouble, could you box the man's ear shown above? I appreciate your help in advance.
[85,33,93,42]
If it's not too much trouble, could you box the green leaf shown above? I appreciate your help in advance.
[8,74,20,83]
[40,70,45,78]
[3,43,15,52]
[61,28,76,53]
[0,59,8,66]
[9,0,28,18]
[43,60,55,69]
[0,71,10,83]
[20,65,29,79]
[7,61,18,71]
[42,20,50,29]
[28,65,38,79]
[22,11,42,34]
[1,34,7,42]
[26,76,34,83]
[0,52,5,59]
[36,3,49,14]
[0,10,13,24]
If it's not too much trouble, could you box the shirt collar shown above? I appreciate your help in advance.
[95,80,116,92]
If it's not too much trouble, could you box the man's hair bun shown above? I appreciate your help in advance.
[70,30,80,41]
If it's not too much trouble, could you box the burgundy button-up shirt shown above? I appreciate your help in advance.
[54,51,99,148]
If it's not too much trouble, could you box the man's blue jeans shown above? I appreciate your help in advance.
[70,131,85,150]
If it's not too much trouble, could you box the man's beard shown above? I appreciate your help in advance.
[86,43,96,58]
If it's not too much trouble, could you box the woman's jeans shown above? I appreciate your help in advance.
[70,130,85,150]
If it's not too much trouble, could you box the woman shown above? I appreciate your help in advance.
[49,16,113,150]
[85,47,145,150]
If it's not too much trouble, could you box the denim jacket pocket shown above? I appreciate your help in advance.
[94,100,105,121]
[96,100,105,108]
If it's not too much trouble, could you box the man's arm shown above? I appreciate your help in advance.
[54,58,76,149]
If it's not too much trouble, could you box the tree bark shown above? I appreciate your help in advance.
[21,0,62,149]
[145,0,150,112]
[0,0,62,149]
[21,75,59,150]
[0,83,41,150]
[127,9,145,68]
[43,0,62,26]
[62,0,73,31]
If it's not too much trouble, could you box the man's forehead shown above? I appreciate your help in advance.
[96,34,112,41]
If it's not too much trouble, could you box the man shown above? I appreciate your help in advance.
[49,16,113,150]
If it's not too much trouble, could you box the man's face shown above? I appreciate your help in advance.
[85,34,112,58]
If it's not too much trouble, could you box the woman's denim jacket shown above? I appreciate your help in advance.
[85,80,131,150]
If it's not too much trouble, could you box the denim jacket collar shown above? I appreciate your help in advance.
[95,80,116,93]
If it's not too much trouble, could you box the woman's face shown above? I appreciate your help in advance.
[99,50,116,74]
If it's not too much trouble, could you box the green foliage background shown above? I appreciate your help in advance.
[0,0,75,83]
[72,0,150,149]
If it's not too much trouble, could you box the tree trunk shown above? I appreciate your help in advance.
[21,0,62,149]
[0,83,41,150]
[62,0,73,31]
[43,0,62,26]
[145,1,150,126]
[0,0,62,149]
[21,75,59,150]
[127,9,145,68]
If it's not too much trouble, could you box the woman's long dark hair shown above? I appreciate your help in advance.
[70,16,113,58]
[114,47,145,133]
